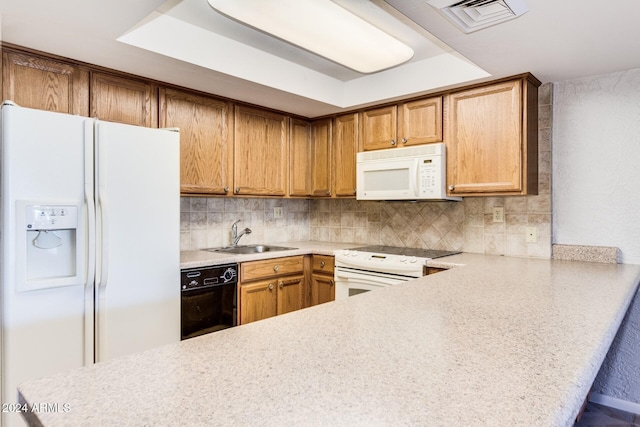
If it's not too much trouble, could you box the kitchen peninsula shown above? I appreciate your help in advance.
[18,252,640,426]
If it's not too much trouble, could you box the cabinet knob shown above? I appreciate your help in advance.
[401,138,407,144]
[390,139,396,146]
[279,282,284,289]
[448,185,455,191]
[224,186,229,193]
[353,189,357,195]
[268,283,274,290]
[320,261,325,268]
[273,265,279,272]
[326,190,331,196]
[234,187,240,194]
[329,279,334,286]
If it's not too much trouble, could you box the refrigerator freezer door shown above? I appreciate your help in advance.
[94,121,180,362]
[0,105,93,427]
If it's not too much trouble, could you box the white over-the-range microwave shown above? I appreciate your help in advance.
[356,143,461,201]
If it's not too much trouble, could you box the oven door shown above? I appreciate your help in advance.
[334,267,413,300]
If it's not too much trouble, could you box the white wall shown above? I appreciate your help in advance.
[553,69,640,264]
[553,68,640,406]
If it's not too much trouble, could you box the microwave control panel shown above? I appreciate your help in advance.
[418,156,443,197]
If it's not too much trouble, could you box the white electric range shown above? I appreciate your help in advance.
[333,245,460,299]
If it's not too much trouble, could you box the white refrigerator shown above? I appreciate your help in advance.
[0,103,180,426]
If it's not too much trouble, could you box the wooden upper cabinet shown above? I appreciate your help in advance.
[398,97,442,146]
[91,72,158,127]
[360,105,397,151]
[310,119,332,197]
[333,113,358,197]
[233,105,288,196]
[2,51,89,115]
[159,88,232,195]
[447,78,538,196]
[289,118,311,197]
[360,96,443,151]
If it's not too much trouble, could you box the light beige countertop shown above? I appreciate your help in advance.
[180,240,355,268]
[18,253,640,426]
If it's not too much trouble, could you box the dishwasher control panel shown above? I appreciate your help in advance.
[181,263,238,291]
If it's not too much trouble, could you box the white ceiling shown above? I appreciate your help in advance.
[1,0,639,118]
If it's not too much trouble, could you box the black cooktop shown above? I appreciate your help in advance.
[349,245,461,259]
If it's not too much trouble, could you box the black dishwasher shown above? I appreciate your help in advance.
[180,263,238,340]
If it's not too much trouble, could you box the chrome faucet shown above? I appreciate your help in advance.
[231,220,252,246]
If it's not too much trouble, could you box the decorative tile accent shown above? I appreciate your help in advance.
[552,244,620,264]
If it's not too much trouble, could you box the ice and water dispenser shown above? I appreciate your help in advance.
[17,202,83,292]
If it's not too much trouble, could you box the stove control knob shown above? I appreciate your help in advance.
[410,256,417,263]
[351,250,358,257]
[343,250,351,256]
[400,255,407,263]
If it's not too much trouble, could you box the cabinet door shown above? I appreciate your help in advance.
[310,119,332,197]
[448,80,524,194]
[360,105,397,151]
[289,118,311,196]
[311,274,335,306]
[398,96,442,146]
[277,275,304,315]
[239,279,278,324]
[333,113,358,197]
[91,72,158,127]
[159,88,232,195]
[234,106,288,196]
[2,51,89,115]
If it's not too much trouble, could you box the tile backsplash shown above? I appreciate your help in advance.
[181,83,552,258]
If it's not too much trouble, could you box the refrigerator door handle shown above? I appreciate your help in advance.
[97,194,109,289]
[84,119,96,364]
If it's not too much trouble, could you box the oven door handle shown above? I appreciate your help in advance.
[335,269,406,286]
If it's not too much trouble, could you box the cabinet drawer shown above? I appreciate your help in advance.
[241,256,304,282]
[312,255,334,274]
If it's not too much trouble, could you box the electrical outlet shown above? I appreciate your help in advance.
[273,207,283,219]
[492,207,504,223]
[525,226,537,243]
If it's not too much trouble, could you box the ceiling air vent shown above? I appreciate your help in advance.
[427,0,528,33]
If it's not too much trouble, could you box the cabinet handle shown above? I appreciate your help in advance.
[448,185,455,191]
[320,261,325,268]
[330,279,334,286]
[234,187,240,194]
[224,186,229,193]
[390,139,396,146]
[402,138,407,144]
[273,265,279,272]
[268,283,274,290]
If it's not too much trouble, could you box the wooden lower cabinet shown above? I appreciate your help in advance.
[239,279,278,324]
[239,256,304,324]
[310,255,335,306]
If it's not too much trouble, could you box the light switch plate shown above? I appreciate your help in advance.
[273,207,283,219]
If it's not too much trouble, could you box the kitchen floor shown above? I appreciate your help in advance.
[575,402,640,426]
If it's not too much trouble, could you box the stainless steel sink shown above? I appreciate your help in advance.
[205,244,297,254]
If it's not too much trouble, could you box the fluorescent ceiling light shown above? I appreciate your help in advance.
[207,0,414,74]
